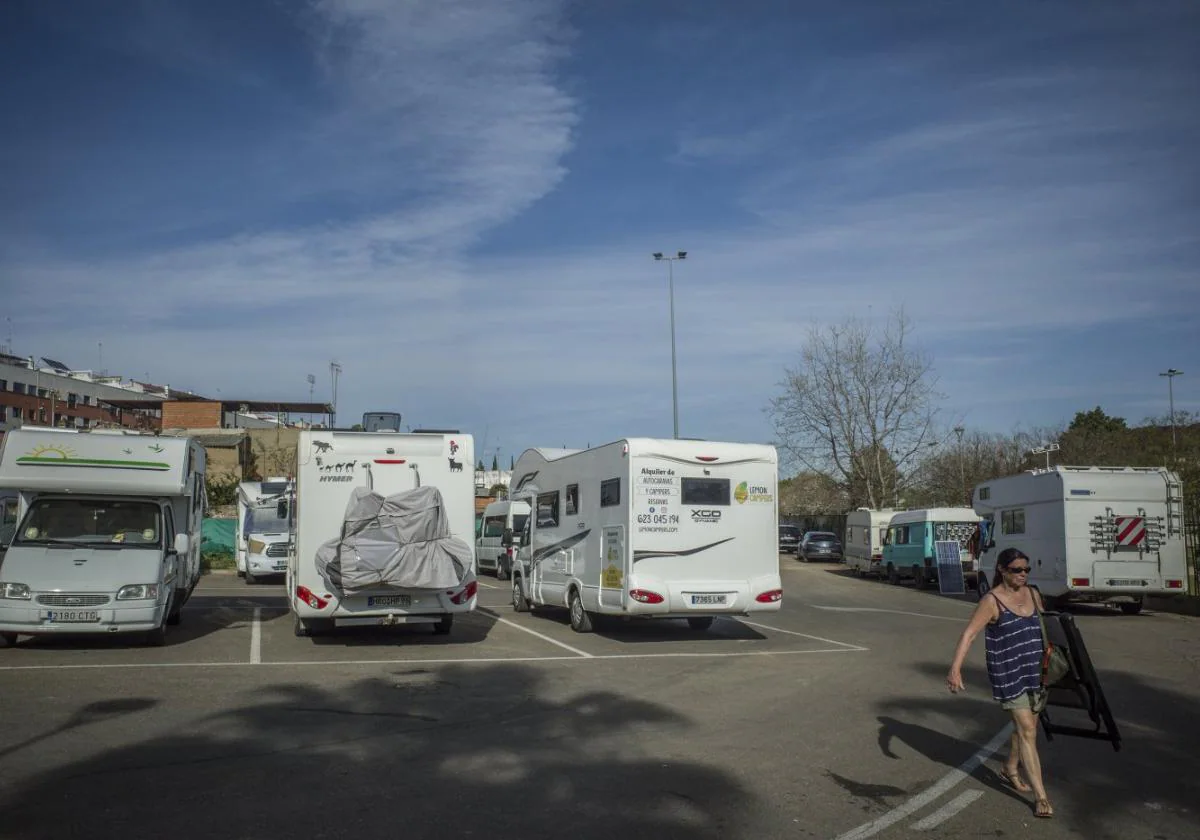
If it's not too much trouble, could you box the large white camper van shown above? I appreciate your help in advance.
[0,427,206,646]
[508,439,782,632]
[844,508,896,577]
[973,466,1187,613]
[236,477,293,584]
[290,429,477,637]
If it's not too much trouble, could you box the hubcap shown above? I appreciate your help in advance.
[571,595,581,624]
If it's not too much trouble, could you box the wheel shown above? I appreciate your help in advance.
[1,632,18,647]
[913,565,927,590]
[166,603,183,626]
[568,588,594,633]
[512,577,530,612]
[887,564,900,585]
[245,569,257,585]
[293,613,311,637]
[236,569,245,579]
[495,556,509,581]
[687,616,714,631]
[144,608,169,647]
[1119,600,1143,616]
[432,615,454,635]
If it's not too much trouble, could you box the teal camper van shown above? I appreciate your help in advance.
[882,507,979,589]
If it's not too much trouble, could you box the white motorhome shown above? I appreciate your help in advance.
[290,429,477,637]
[236,477,293,584]
[973,466,1187,613]
[507,439,783,632]
[475,499,530,580]
[844,508,896,577]
[0,427,206,646]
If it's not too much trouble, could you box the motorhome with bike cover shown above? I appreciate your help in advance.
[0,427,206,646]
[507,438,782,632]
[290,429,477,637]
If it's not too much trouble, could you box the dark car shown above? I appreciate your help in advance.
[778,525,801,553]
[799,531,843,563]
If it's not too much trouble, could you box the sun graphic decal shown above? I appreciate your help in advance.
[27,444,76,460]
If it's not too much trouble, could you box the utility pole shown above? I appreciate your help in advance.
[953,425,966,504]
[329,361,342,428]
[652,251,688,439]
[1160,368,1183,461]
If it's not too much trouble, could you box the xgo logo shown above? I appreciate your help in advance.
[691,509,722,522]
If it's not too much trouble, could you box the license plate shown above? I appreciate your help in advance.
[1107,579,1145,587]
[368,595,411,607]
[690,594,727,605]
[45,610,100,623]
[273,563,287,571]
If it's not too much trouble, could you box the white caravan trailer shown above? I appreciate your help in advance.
[236,477,293,583]
[508,439,782,632]
[844,508,896,577]
[973,466,1187,613]
[0,427,205,646]
[290,429,477,637]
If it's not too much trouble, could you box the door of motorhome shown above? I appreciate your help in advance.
[508,439,782,632]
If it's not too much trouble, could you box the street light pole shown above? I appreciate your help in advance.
[953,425,965,504]
[1160,368,1183,460]
[652,251,687,439]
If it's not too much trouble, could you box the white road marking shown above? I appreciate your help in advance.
[475,580,499,589]
[483,612,595,658]
[909,789,983,831]
[810,605,967,622]
[249,606,262,664]
[738,619,868,651]
[0,646,864,672]
[834,724,1013,840]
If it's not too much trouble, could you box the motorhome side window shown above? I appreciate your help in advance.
[1001,509,1026,535]
[537,491,560,527]
[565,484,579,516]
[0,498,18,545]
[600,478,620,507]
[681,478,730,505]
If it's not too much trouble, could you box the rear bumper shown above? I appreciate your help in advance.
[622,576,783,616]
[293,582,479,620]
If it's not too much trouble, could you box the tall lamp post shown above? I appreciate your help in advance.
[652,250,687,439]
[953,425,966,504]
[329,360,342,428]
[1160,368,1183,461]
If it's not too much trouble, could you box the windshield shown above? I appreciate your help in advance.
[15,499,162,548]
[246,504,289,534]
[779,527,799,537]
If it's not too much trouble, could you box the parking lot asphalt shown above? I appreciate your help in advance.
[1,557,1197,840]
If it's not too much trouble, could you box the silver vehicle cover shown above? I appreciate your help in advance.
[315,485,471,592]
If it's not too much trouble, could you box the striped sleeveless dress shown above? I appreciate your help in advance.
[984,595,1044,702]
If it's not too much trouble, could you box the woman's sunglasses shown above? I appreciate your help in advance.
[1005,566,1031,574]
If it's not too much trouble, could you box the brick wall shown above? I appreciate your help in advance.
[162,401,222,429]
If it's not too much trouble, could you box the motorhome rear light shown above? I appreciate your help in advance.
[505,547,514,557]
[1071,578,1090,588]
[374,459,406,464]
[448,580,478,605]
[629,589,664,604]
[696,456,719,462]
[755,589,783,603]
[1166,579,1183,589]
[296,586,328,610]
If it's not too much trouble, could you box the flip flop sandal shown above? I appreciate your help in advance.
[1034,799,1054,819]
[1001,770,1032,793]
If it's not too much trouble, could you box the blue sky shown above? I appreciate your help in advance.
[2,0,1197,468]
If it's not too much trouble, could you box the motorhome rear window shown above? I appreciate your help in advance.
[15,499,162,548]
[600,478,620,507]
[681,478,730,506]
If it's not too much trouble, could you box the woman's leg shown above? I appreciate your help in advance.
[1002,732,1032,791]
[1011,706,1052,814]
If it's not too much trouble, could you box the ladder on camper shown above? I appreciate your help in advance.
[1165,474,1184,539]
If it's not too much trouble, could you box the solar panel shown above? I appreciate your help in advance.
[40,356,70,372]
[935,540,966,595]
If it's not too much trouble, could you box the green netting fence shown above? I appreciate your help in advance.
[201,517,236,558]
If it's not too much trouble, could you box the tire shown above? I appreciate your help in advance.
[887,564,900,585]
[1,632,18,647]
[245,569,257,585]
[166,603,183,626]
[433,615,454,635]
[144,607,169,647]
[293,614,333,637]
[495,556,509,581]
[568,588,594,633]
[687,616,714,631]
[1119,600,1143,616]
[511,577,530,612]
[293,613,311,637]
[913,565,927,590]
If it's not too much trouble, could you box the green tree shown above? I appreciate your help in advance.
[491,454,499,471]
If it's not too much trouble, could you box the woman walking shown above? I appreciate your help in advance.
[947,548,1053,818]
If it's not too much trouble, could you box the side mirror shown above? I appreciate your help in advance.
[173,534,190,555]
[277,499,289,519]
[501,528,514,547]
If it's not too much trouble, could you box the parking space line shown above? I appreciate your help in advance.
[476,580,499,589]
[738,620,868,651]
[480,609,594,658]
[0,645,866,672]
[810,605,967,622]
[834,724,1012,840]
[250,606,262,664]
[909,789,983,831]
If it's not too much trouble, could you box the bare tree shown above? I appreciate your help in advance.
[769,309,939,509]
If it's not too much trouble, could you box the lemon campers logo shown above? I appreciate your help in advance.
[736,481,773,504]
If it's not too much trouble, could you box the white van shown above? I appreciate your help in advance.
[0,427,206,646]
[973,466,1187,613]
[236,477,293,584]
[844,508,896,577]
[508,438,782,632]
[475,499,530,580]
[290,429,477,637]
